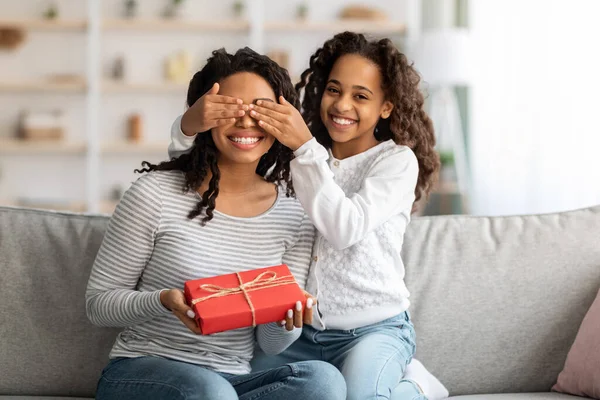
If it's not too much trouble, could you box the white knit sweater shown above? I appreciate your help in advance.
[291,138,418,330]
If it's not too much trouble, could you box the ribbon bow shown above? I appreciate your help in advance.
[191,271,296,327]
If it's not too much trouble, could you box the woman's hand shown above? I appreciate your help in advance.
[281,291,316,331]
[160,289,202,334]
[249,96,313,151]
[180,82,248,136]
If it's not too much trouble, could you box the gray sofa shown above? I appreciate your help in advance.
[1,204,599,399]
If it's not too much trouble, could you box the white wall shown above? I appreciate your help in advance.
[0,0,407,208]
[469,0,600,215]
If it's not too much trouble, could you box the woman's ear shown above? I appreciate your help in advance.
[381,101,394,119]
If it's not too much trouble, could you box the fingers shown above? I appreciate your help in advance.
[253,99,291,113]
[293,301,303,328]
[304,297,314,325]
[285,309,294,331]
[256,120,284,138]
[207,82,219,95]
[173,310,203,335]
[206,109,246,120]
[207,94,244,105]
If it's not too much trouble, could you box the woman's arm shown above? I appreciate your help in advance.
[85,174,170,327]
[291,139,419,250]
[255,213,314,355]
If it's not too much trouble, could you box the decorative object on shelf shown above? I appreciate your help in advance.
[296,2,309,20]
[233,1,245,19]
[123,0,139,19]
[111,56,126,80]
[19,110,66,141]
[163,0,187,19]
[109,185,124,203]
[0,27,26,50]
[45,73,85,85]
[339,5,387,21]
[439,151,456,183]
[165,50,192,83]
[127,113,143,142]
[267,50,289,70]
[42,2,59,20]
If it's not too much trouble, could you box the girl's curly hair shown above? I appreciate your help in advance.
[296,31,440,204]
[136,47,299,224]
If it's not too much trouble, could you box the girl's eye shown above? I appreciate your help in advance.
[326,87,339,94]
[355,94,368,100]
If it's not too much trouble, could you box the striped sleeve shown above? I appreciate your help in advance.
[281,213,314,289]
[255,211,314,355]
[85,174,170,327]
[256,322,301,355]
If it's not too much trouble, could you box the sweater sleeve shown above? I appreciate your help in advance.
[85,174,170,327]
[290,138,418,251]
[168,115,197,159]
[255,211,314,355]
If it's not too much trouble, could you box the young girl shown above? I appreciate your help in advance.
[169,33,447,400]
[85,47,346,400]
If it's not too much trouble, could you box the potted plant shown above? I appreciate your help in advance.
[123,0,138,19]
[296,2,309,20]
[163,0,186,19]
[439,151,456,182]
[233,1,245,18]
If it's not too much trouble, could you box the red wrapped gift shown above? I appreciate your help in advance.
[184,264,305,335]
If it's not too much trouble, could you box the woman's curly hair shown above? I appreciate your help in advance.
[296,31,440,204]
[135,47,299,224]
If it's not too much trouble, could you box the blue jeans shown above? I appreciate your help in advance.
[96,355,346,400]
[252,312,427,400]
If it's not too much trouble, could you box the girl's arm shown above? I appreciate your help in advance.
[85,174,170,327]
[168,115,196,159]
[255,213,314,355]
[291,138,418,250]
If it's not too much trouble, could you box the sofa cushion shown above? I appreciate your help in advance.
[553,286,600,398]
[403,206,600,395]
[0,207,118,397]
[448,393,580,399]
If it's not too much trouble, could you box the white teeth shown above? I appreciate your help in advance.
[230,137,260,144]
[332,117,356,125]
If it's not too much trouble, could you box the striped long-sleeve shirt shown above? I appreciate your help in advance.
[85,170,314,375]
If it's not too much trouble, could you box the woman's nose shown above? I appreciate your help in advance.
[235,112,257,128]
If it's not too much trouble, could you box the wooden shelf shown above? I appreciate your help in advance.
[103,18,249,32]
[101,140,169,154]
[0,80,86,93]
[265,20,406,34]
[0,138,87,154]
[0,19,87,31]
[102,81,188,94]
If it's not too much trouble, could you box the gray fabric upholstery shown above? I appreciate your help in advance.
[403,206,600,395]
[0,207,118,397]
[448,394,580,400]
[1,204,600,398]
[0,397,91,400]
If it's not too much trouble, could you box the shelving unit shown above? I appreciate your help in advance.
[0,80,87,93]
[101,140,169,154]
[264,20,406,34]
[0,19,88,31]
[102,81,187,94]
[0,138,87,155]
[103,18,249,32]
[0,0,421,214]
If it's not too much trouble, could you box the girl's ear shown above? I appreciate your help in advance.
[381,101,394,119]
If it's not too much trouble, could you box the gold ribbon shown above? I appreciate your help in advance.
[191,271,296,327]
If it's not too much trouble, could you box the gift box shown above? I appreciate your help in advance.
[184,264,305,335]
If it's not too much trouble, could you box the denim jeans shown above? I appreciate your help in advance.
[96,355,346,400]
[252,312,427,400]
